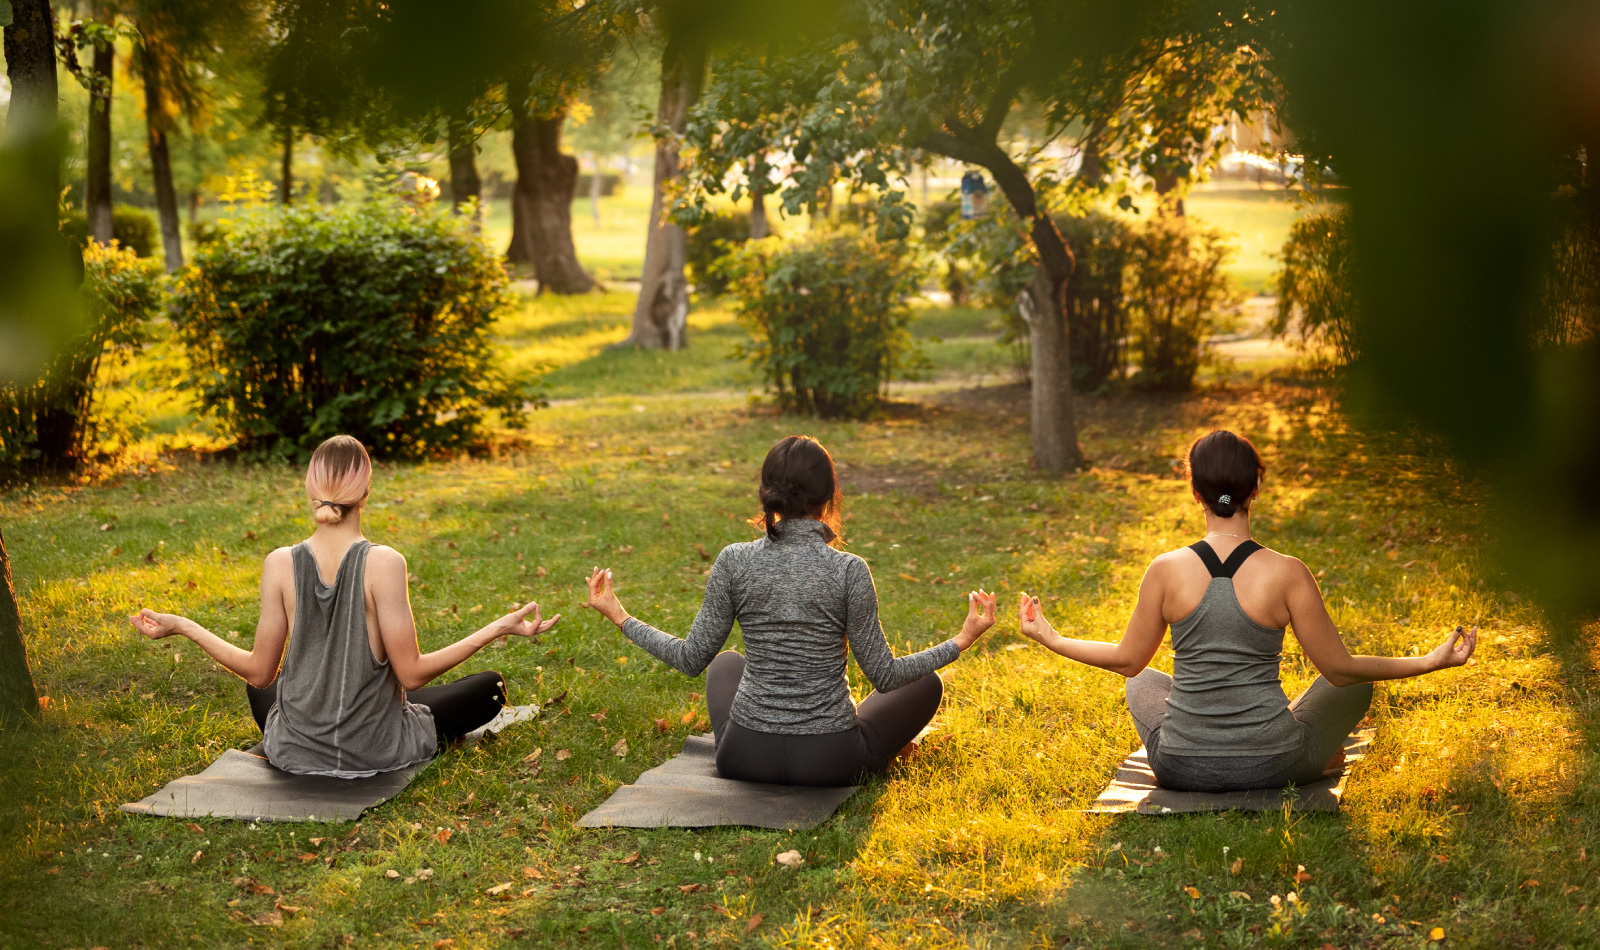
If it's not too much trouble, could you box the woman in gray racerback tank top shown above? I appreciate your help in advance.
[131,435,563,777]
[1013,429,1477,793]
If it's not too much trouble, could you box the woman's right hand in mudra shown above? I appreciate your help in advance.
[487,601,561,640]
[1017,593,1055,644]
[583,566,629,627]
[953,589,998,652]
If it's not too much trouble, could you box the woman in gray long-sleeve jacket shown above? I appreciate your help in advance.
[584,435,996,787]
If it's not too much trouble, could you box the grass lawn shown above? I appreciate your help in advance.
[2,290,1593,949]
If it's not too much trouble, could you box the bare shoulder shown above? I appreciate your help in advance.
[1147,546,1197,576]
[1255,546,1316,586]
[365,544,408,579]
[262,546,295,571]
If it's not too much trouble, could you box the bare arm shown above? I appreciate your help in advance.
[1283,561,1475,686]
[369,547,559,691]
[1017,560,1170,677]
[128,548,294,689]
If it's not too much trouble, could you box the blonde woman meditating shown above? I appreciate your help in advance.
[129,435,559,777]
[1019,429,1476,792]
[583,435,997,787]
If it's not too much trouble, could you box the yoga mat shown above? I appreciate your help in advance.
[121,705,538,823]
[577,734,858,831]
[1086,731,1372,815]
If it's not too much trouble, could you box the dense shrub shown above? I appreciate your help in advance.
[170,199,527,460]
[0,241,162,479]
[1124,212,1242,392]
[1274,208,1359,365]
[918,200,970,305]
[722,230,924,419]
[60,206,159,257]
[686,210,751,298]
[1539,191,1600,347]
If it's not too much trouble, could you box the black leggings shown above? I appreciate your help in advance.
[246,670,508,745]
[706,651,944,787]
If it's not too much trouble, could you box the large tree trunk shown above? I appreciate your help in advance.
[749,157,769,240]
[447,117,482,231]
[985,154,1082,472]
[279,127,294,205]
[85,32,114,244]
[0,529,40,725]
[4,0,60,137]
[140,45,183,271]
[504,85,595,294]
[622,34,706,348]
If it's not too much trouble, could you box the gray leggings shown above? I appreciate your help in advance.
[1126,668,1373,792]
[707,651,943,787]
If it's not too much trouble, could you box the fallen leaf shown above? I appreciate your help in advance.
[185,580,197,590]
[615,852,640,866]
[251,911,283,927]
[309,837,325,846]
[1432,854,1449,864]
[651,907,665,916]
[590,709,608,721]
[897,573,920,583]
[776,850,804,868]
[191,850,204,865]
[100,523,112,531]
[1184,886,1201,899]
[555,749,571,761]
[523,866,542,879]
[695,544,711,561]
[274,903,300,917]
[434,829,452,845]
[416,868,435,880]
[37,696,51,711]
[1230,857,1243,875]
[616,545,634,554]
[1429,927,1445,941]
[680,711,695,724]
[243,530,257,541]
[186,822,205,835]
[298,853,317,863]
[611,738,629,757]
[523,749,543,763]
[536,565,549,577]
[678,883,703,893]
[1229,891,1251,901]
[654,718,670,733]
[1294,870,1312,885]
[433,940,455,949]
[1523,879,1540,888]
[386,869,401,879]
[485,882,513,896]
[745,914,764,934]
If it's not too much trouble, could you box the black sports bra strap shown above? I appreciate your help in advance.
[1189,539,1263,579]
[1216,540,1264,579]
[1188,540,1225,576]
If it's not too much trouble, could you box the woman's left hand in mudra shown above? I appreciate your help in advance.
[487,601,560,640]
[583,566,630,627]
[953,589,998,652]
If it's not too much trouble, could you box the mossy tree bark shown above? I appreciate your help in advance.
[0,530,40,725]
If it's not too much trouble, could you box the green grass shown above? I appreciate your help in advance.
[1183,184,1311,294]
[3,289,1593,949]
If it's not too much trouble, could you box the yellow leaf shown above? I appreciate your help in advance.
[1230,857,1242,875]
[1429,927,1445,941]
[1183,886,1201,899]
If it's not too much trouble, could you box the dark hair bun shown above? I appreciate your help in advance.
[756,436,842,542]
[1188,431,1263,518]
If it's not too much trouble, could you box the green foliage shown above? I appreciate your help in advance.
[1274,208,1358,366]
[1124,211,1242,392]
[59,206,159,258]
[0,241,161,480]
[1538,190,1600,348]
[169,199,528,460]
[723,230,924,419]
[685,210,751,298]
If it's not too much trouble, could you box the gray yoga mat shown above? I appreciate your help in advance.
[578,734,858,831]
[120,705,538,823]
[1086,731,1373,815]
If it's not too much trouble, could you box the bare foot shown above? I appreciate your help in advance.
[1324,746,1346,776]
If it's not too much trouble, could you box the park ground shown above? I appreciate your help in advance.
[2,195,1595,949]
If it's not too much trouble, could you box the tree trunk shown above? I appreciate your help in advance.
[0,529,40,725]
[279,127,293,205]
[504,87,596,294]
[140,44,183,271]
[749,157,769,239]
[623,33,706,348]
[984,152,1082,472]
[589,152,603,228]
[3,0,60,137]
[86,32,114,245]
[447,117,482,231]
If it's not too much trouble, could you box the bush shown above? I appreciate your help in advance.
[722,230,924,419]
[1538,191,1600,347]
[170,199,527,460]
[686,210,751,298]
[0,242,162,480]
[1274,208,1359,365]
[60,206,159,258]
[1124,212,1242,392]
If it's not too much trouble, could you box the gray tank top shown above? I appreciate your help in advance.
[261,540,436,777]
[1157,541,1303,758]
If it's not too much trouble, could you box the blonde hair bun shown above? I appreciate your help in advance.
[305,435,372,525]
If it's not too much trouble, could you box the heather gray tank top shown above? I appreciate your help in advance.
[1157,541,1303,758]
[261,540,436,777]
